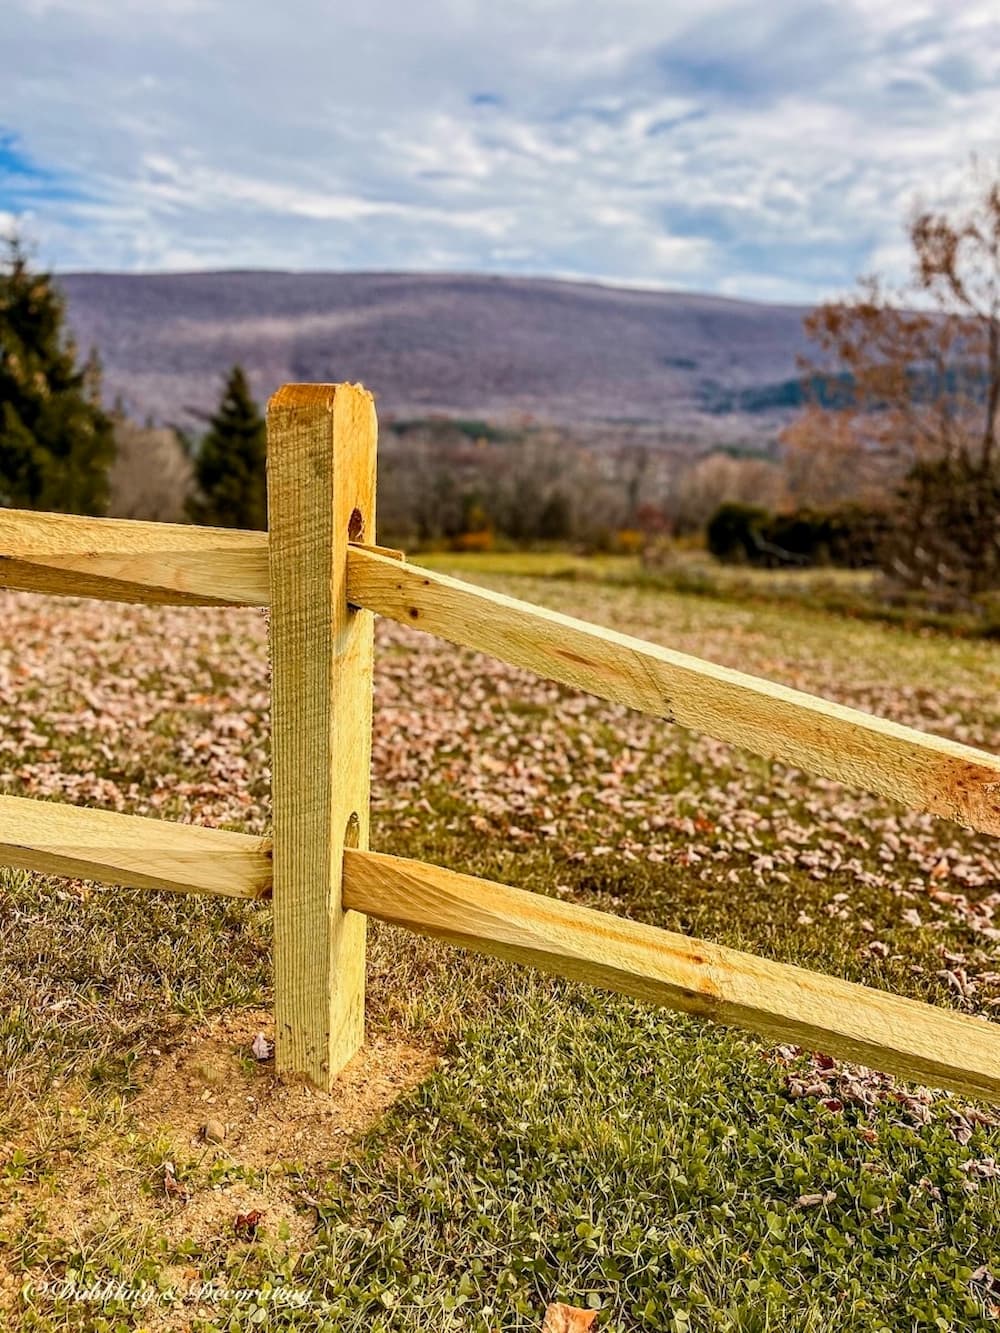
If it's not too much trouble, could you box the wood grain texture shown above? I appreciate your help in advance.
[349,541,405,563]
[343,847,1000,1103]
[267,382,377,1089]
[347,549,1000,836]
[0,508,405,607]
[0,508,269,606]
[0,794,271,897]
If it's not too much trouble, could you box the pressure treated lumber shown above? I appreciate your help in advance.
[9,504,997,837]
[0,508,407,606]
[0,795,271,897]
[0,508,269,606]
[343,847,1000,1104]
[347,549,1000,837]
[267,383,377,1090]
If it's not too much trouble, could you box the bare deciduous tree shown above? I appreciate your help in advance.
[783,167,1000,601]
[108,416,193,522]
[667,452,789,533]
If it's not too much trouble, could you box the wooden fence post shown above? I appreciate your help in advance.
[266,383,377,1090]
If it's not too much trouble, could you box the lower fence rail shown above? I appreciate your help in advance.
[2,795,998,1105]
[343,847,1000,1104]
[0,795,271,898]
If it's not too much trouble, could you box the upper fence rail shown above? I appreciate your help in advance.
[2,506,999,837]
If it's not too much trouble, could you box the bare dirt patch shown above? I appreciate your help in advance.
[130,1008,437,1172]
[0,1010,437,1322]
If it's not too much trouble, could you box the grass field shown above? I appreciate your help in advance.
[414,549,1000,638]
[1,557,998,1331]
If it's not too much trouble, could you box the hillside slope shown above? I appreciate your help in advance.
[59,270,813,443]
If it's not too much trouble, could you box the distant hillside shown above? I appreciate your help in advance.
[58,271,814,445]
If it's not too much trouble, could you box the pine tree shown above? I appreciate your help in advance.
[0,237,115,513]
[187,366,267,529]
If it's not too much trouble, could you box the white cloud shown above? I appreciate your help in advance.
[1,0,998,300]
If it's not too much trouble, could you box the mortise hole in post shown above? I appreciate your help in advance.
[344,811,361,849]
[348,508,364,542]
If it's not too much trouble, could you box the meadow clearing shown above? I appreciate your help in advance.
[1,556,998,1331]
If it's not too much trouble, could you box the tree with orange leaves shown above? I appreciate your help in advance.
[783,170,1000,603]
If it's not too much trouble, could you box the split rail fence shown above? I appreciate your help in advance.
[1,382,999,1103]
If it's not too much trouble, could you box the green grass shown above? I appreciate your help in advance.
[417,549,1000,638]
[317,993,994,1332]
[1,569,998,1331]
[416,550,637,581]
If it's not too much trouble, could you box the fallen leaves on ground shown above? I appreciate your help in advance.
[542,1302,599,1331]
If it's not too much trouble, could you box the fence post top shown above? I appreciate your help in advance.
[267,382,373,414]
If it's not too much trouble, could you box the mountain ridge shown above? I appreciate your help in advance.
[58,270,815,445]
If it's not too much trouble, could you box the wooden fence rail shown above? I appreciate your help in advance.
[5,517,999,837]
[1,790,996,1102]
[1,381,998,1103]
[0,794,271,899]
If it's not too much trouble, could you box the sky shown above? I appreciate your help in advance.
[1,0,998,302]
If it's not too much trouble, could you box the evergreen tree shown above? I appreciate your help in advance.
[0,237,115,513]
[187,366,267,529]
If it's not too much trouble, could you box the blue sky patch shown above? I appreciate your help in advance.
[0,131,88,211]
